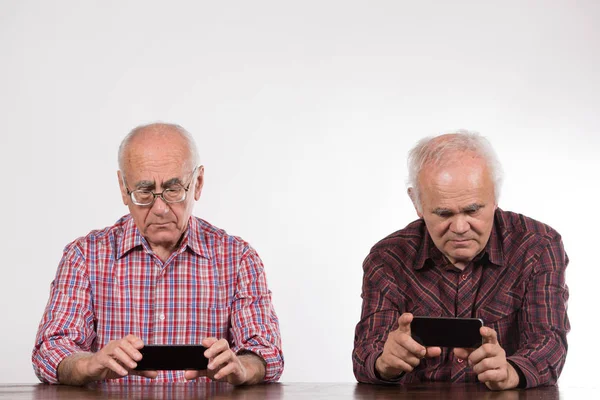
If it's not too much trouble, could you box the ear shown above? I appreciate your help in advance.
[193,166,205,201]
[407,187,423,218]
[117,170,130,206]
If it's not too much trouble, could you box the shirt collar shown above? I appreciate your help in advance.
[183,217,212,260]
[116,215,212,260]
[413,209,505,270]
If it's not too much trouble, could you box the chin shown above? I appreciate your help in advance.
[147,232,179,245]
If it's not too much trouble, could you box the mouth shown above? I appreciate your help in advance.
[149,222,175,229]
[449,239,473,246]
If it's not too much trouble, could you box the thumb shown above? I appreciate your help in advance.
[481,326,498,345]
[202,337,219,348]
[396,312,413,335]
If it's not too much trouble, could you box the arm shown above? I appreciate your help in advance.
[32,242,156,385]
[353,251,420,384]
[454,233,569,389]
[57,335,157,385]
[507,234,569,387]
[185,245,283,384]
[32,244,96,384]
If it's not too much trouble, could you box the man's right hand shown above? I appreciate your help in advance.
[375,313,442,380]
[58,335,158,385]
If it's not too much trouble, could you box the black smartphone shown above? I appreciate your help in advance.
[411,316,484,348]
[135,345,209,370]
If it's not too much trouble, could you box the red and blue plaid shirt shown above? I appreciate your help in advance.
[353,208,569,388]
[33,215,283,383]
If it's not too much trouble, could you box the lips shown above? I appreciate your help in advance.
[149,222,175,229]
[448,239,473,246]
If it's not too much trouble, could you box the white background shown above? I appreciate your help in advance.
[1,0,598,386]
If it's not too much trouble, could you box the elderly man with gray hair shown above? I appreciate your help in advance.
[353,130,569,390]
[33,123,283,386]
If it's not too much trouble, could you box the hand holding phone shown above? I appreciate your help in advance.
[375,313,443,380]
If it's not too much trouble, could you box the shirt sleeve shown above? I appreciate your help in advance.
[32,242,96,384]
[506,232,570,388]
[229,246,284,382]
[352,250,408,384]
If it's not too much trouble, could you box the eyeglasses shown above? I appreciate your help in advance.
[124,167,198,206]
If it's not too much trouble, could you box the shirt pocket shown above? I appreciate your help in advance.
[477,291,522,351]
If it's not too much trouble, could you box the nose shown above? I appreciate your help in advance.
[450,214,469,235]
[151,196,170,216]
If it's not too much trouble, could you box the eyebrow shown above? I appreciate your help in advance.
[161,177,185,188]
[134,180,155,190]
[131,177,185,190]
[462,203,485,213]
[432,203,485,215]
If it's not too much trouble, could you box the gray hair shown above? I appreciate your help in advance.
[118,122,200,171]
[407,129,503,211]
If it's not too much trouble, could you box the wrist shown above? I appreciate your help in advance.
[505,361,521,389]
[238,352,266,384]
[375,356,403,381]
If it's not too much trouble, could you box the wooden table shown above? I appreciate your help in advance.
[0,382,596,399]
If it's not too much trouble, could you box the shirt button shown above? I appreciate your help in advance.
[158,314,165,321]
[457,358,464,363]
[461,274,468,281]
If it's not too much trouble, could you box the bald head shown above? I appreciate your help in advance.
[407,130,503,212]
[118,123,200,174]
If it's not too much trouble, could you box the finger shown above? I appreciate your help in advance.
[104,357,128,376]
[478,367,508,384]
[204,339,230,359]
[481,326,498,345]
[130,370,158,379]
[396,313,413,335]
[184,370,207,380]
[124,335,145,349]
[213,361,242,380]
[383,340,425,367]
[453,347,473,360]
[202,337,219,349]
[425,346,442,358]
[389,330,425,358]
[208,349,234,371]
[471,356,498,375]
[118,341,143,362]
[382,355,418,374]
[111,347,138,369]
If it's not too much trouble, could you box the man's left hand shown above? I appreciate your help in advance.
[454,327,520,391]
[184,338,265,385]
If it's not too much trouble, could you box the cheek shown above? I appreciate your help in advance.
[426,220,450,239]
[470,216,494,234]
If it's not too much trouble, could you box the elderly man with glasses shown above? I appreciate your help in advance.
[33,123,283,386]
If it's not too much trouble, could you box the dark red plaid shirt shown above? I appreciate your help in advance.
[353,208,569,388]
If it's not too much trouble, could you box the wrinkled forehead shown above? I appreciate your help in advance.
[121,134,194,180]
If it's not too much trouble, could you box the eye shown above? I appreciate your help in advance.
[464,206,482,215]
[133,190,153,201]
[435,211,453,218]
[163,188,184,201]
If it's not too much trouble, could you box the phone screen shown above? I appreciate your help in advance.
[135,345,209,370]
[411,317,483,348]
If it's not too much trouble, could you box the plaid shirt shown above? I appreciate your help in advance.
[353,208,569,388]
[33,215,283,383]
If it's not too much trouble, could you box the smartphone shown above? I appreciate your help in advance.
[134,344,209,370]
[411,316,484,348]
